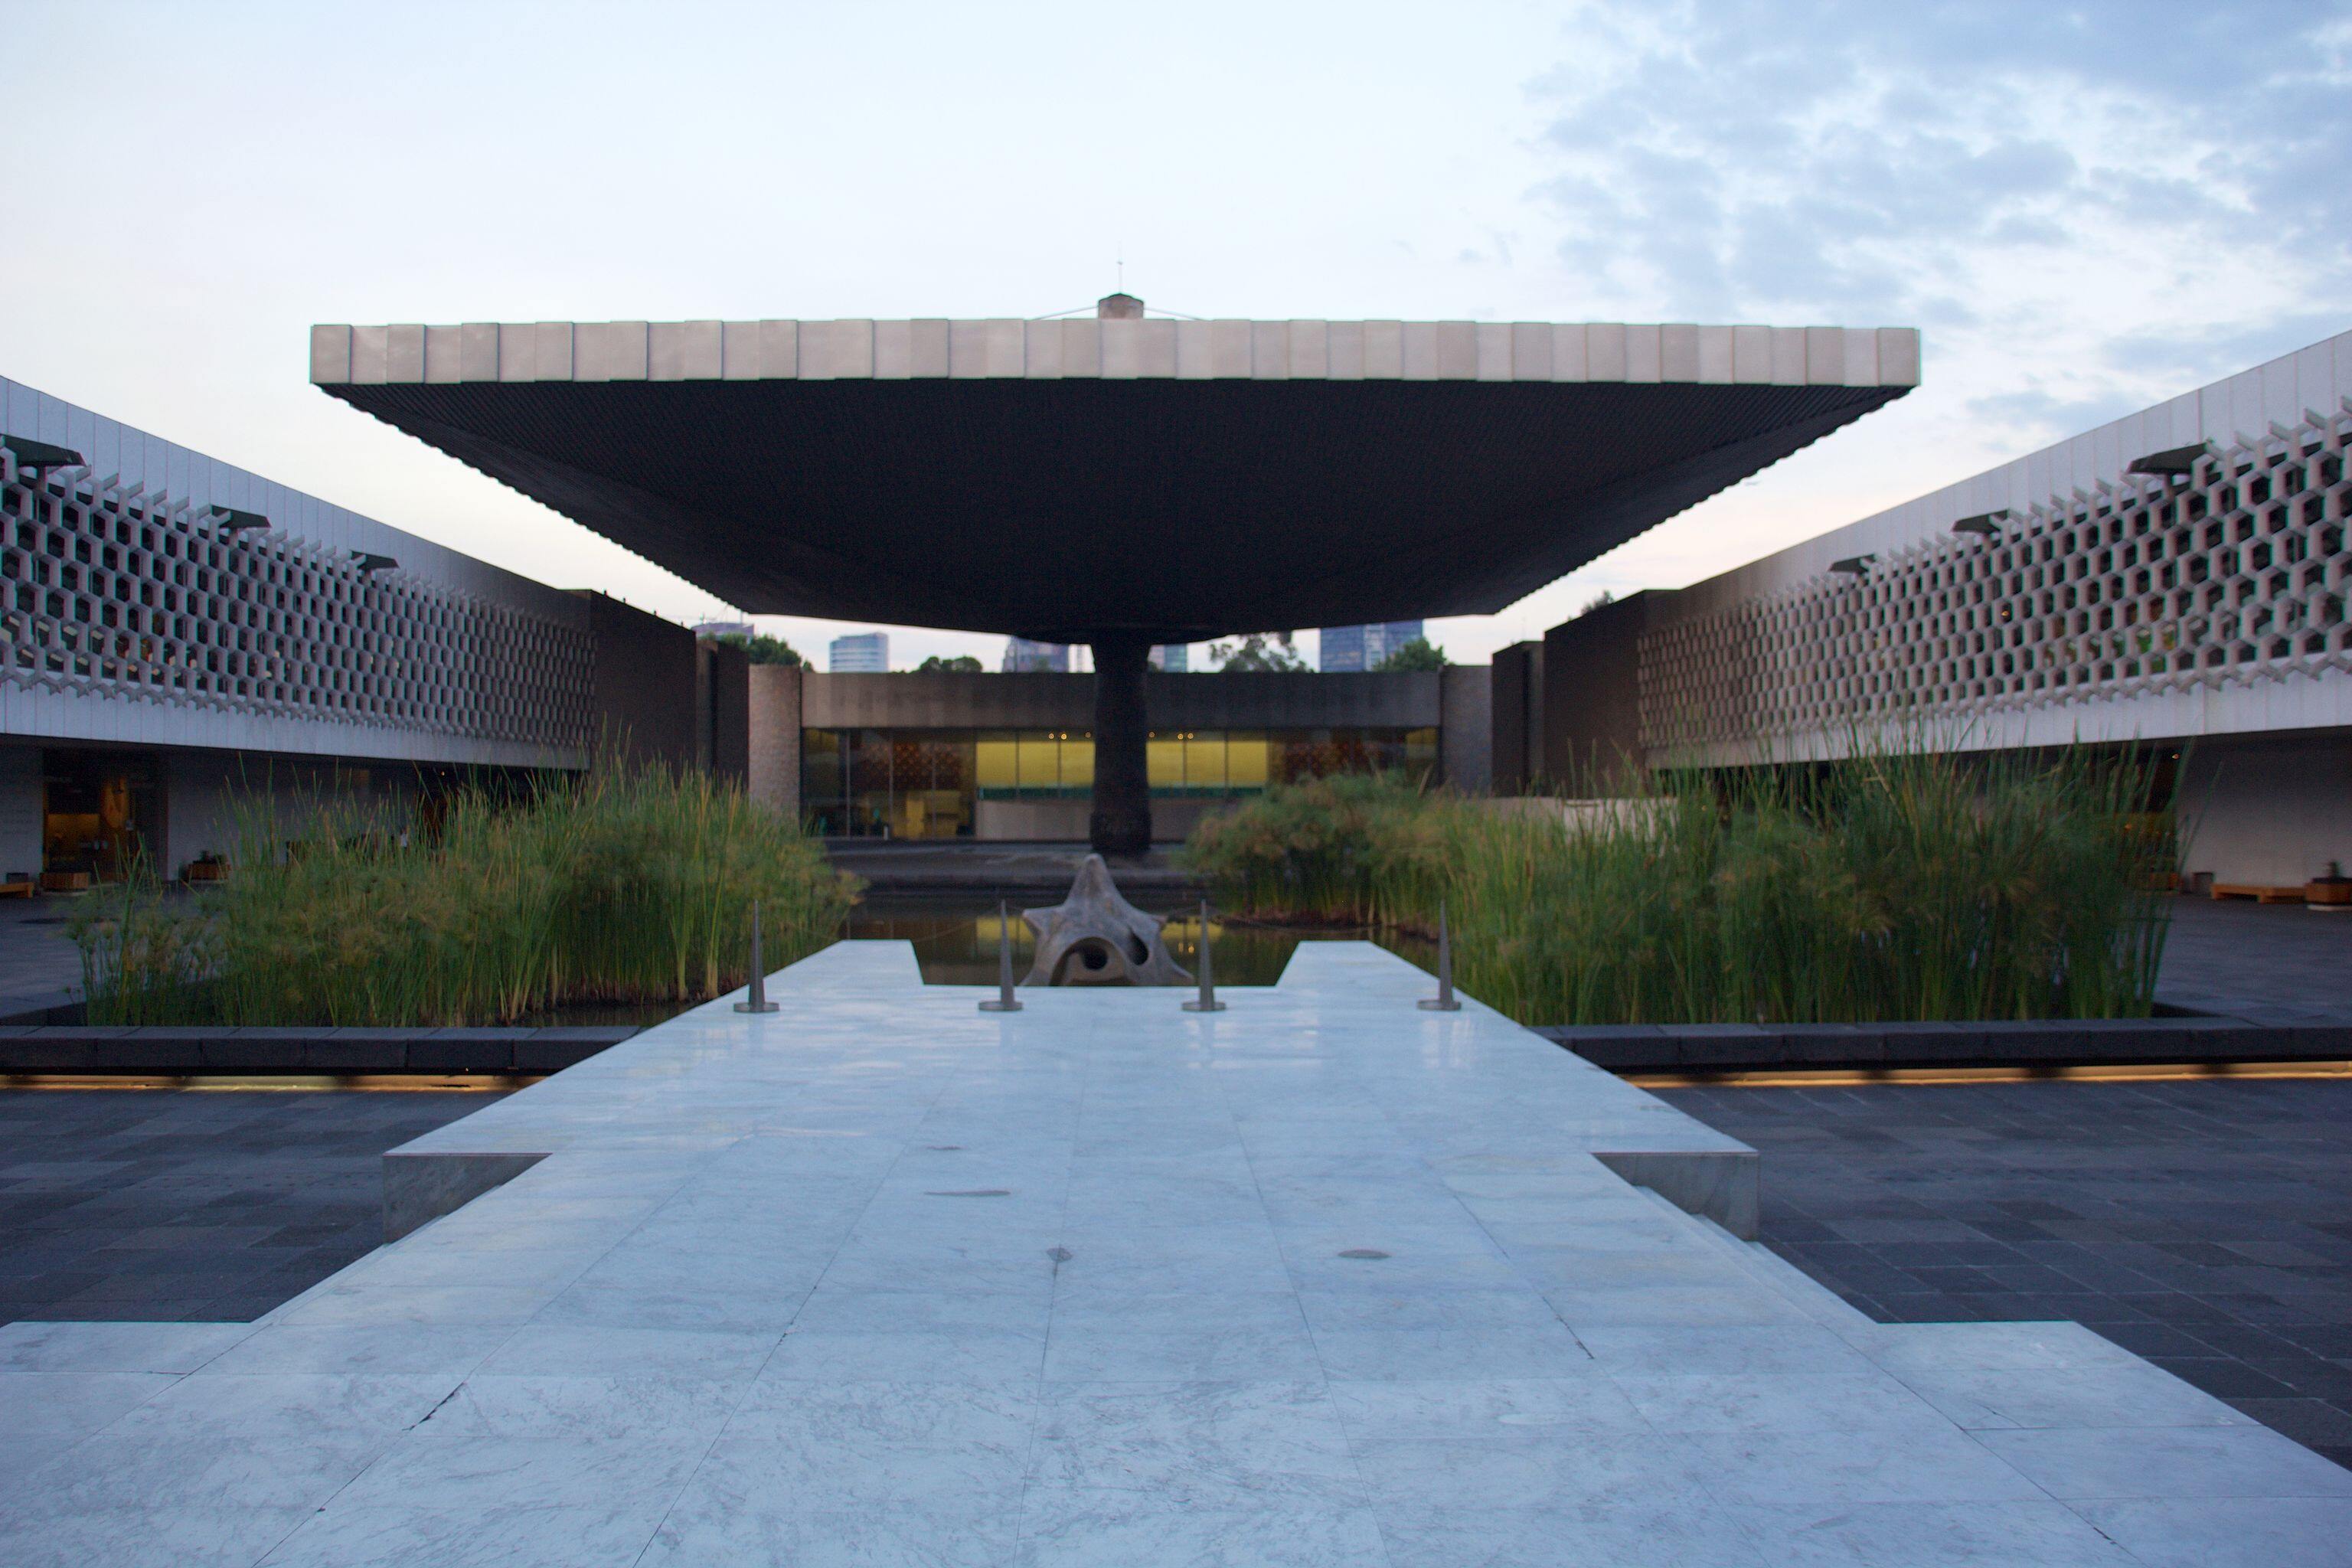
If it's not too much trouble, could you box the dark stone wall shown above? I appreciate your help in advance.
[1541,590,1675,789]
[1438,665,1492,793]
[704,639,750,787]
[1491,642,1540,795]
[575,593,698,771]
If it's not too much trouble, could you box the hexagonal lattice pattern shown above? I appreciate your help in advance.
[1641,407,2352,753]
[0,452,592,747]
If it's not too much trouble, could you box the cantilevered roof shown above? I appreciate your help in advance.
[312,318,1919,645]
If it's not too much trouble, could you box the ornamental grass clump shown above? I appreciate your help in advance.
[1185,746,2173,1025]
[1178,772,1448,926]
[74,762,855,1026]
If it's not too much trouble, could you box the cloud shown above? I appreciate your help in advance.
[1962,387,2143,442]
[1518,0,2352,443]
[1446,0,2352,652]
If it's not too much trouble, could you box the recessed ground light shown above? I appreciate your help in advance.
[926,1189,1010,1197]
[1338,1248,1390,1259]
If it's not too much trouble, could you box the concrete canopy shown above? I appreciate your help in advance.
[311,318,1919,646]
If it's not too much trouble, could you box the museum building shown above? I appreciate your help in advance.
[1497,327,2352,892]
[0,372,1485,874]
[4,315,2342,885]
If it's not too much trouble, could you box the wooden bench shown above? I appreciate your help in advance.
[2210,883,2307,904]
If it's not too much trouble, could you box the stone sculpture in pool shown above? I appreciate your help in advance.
[1021,854,1192,986]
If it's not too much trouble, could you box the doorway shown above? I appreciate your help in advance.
[42,749,162,884]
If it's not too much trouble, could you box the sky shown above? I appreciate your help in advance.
[3,1,2345,670]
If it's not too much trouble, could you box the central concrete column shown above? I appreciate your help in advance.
[1089,634,1152,857]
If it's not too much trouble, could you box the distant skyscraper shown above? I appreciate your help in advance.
[1318,621,1423,671]
[1002,636,1070,672]
[1149,644,1188,673]
[829,631,890,672]
[1319,626,1365,672]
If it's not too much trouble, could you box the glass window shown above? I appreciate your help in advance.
[1060,733,1093,792]
[1227,731,1270,790]
[845,728,893,837]
[809,722,1444,833]
[1406,727,1439,782]
[1263,727,1437,784]
[893,733,973,838]
[1184,731,1227,792]
[975,731,1018,796]
[1147,733,1186,791]
[41,749,159,881]
[1273,730,1325,784]
[1016,731,1061,793]
[800,729,845,835]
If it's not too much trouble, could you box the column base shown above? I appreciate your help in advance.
[1088,807,1152,859]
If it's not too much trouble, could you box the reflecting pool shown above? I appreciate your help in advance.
[842,895,1433,987]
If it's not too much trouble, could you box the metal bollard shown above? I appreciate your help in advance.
[979,899,1023,1012]
[1182,900,1227,1012]
[734,900,780,1014]
[1417,901,1461,1011]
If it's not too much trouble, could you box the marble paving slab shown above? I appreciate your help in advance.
[2,940,2346,1566]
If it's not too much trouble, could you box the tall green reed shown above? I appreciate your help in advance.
[67,850,216,1026]
[75,761,857,1026]
[1178,772,1450,926]
[1183,746,2174,1025]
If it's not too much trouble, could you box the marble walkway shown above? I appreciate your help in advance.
[2,942,2347,1566]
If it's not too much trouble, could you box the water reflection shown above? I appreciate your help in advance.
[842,896,1433,987]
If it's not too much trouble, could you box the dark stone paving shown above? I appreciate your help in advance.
[2156,895,2352,1024]
[0,1089,504,1325]
[1662,1078,2352,1469]
[0,895,83,1016]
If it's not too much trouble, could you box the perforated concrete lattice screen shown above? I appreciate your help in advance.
[0,450,593,749]
[1641,407,2352,753]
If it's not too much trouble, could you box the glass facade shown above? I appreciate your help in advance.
[1319,621,1426,672]
[802,727,1440,837]
[40,748,161,881]
[828,632,890,671]
[1001,638,1070,672]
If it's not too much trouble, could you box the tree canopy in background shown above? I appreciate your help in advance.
[916,655,985,672]
[1373,637,1450,672]
[710,632,805,667]
[1210,632,1310,672]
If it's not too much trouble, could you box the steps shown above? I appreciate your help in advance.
[1628,1184,1879,1332]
